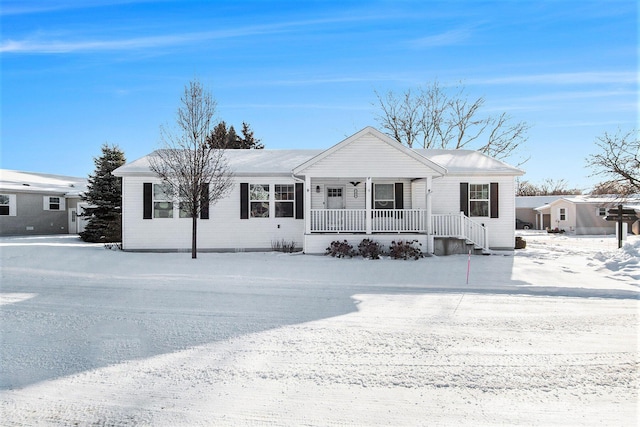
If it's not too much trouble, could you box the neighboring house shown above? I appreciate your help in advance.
[0,169,88,236]
[516,196,569,230]
[113,127,524,255]
[534,196,640,235]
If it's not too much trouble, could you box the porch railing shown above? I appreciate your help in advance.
[372,209,426,232]
[310,209,366,232]
[432,212,488,250]
[309,209,488,250]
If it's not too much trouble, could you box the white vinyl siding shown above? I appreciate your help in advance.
[120,176,303,251]
[301,133,441,178]
[431,175,517,249]
[309,179,412,210]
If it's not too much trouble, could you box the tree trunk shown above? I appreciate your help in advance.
[192,215,197,259]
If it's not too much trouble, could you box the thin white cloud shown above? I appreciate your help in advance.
[1,14,382,54]
[408,28,472,48]
[1,35,177,53]
[469,72,638,85]
[0,0,169,16]
[0,27,286,54]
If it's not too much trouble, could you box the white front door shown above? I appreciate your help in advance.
[68,208,78,234]
[76,203,89,234]
[326,187,344,209]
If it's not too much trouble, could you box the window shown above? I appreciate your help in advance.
[327,187,342,198]
[275,184,294,218]
[597,207,607,216]
[49,197,61,210]
[0,195,10,215]
[179,202,191,218]
[559,208,566,221]
[154,184,173,218]
[374,184,394,209]
[469,184,489,217]
[250,184,269,218]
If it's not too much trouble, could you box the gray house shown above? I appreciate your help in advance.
[0,169,88,236]
[521,195,640,235]
[516,196,565,230]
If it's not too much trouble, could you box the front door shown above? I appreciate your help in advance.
[68,208,77,234]
[326,187,344,209]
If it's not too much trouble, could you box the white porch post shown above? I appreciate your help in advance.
[365,177,372,234]
[538,212,543,230]
[426,175,433,253]
[304,175,311,234]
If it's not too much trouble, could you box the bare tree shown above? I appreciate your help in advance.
[374,81,530,163]
[516,178,582,196]
[150,79,234,258]
[590,181,633,196]
[586,128,639,196]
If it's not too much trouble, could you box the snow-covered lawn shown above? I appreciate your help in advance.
[0,232,638,426]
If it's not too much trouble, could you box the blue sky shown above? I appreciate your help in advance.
[1,0,637,191]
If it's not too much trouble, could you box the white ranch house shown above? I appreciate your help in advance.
[113,127,524,255]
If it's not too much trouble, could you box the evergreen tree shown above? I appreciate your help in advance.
[80,144,126,242]
[207,121,229,148]
[206,121,263,149]
[226,125,240,148]
[240,121,264,149]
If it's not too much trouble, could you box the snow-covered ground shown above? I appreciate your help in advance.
[0,232,638,426]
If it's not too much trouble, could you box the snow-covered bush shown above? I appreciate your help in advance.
[325,240,356,258]
[358,239,383,260]
[389,240,423,260]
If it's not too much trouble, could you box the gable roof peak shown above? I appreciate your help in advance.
[293,126,447,176]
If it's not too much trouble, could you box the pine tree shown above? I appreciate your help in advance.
[206,121,263,149]
[240,122,264,149]
[207,121,229,149]
[80,144,126,242]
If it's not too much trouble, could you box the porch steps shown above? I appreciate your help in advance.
[434,237,487,256]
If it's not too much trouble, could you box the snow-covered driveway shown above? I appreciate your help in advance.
[0,233,638,426]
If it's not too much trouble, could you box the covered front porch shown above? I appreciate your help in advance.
[291,127,486,254]
[305,208,488,254]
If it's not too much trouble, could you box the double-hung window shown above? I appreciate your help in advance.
[49,197,61,210]
[250,184,270,218]
[559,208,566,221]
[154,184,173,218]
[469,184,489,217]
[43,196,64,211]
[597,207,607,217]
[0,194,10,215]
[275,184,294,218]
[374,184,394,209]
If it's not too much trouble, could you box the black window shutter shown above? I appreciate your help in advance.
[295,182,304,219]
[240,183,249,219]
[460,182,469,216]
[143,183,153,219]
[490,182,499,218]
[200,183,210,219]
[394,183,404,209]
